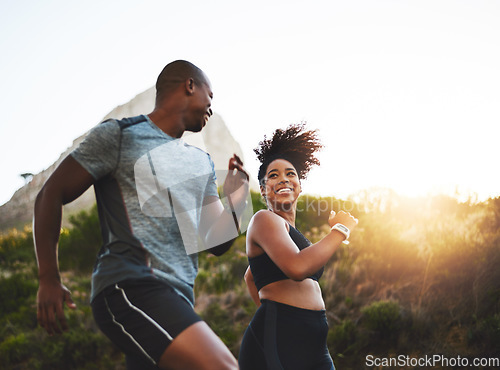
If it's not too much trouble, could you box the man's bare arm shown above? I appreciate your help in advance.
[34,155,94,335]
[199,155,249,256]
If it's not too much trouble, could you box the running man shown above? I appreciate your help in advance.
[34,60,247,369]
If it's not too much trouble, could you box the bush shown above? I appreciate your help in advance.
[0,329,121,370]
[196,236,247,294]
[361,300,401,334]
[0,333,32,365]
[0,274,37,316]
[468,313,500,356]
[0,227,34,269]
[201,300,241,355]
[59,205,102,273]
[328,319,357,355]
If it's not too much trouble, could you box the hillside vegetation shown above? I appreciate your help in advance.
[0,190,499,369]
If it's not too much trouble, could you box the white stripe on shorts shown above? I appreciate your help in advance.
[115,283,174,341]
[104,294,157,365]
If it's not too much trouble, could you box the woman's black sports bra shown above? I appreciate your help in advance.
[248,224,324,291]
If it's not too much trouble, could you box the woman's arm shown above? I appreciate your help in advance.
[249,210,357,281]
[244,266,261,307]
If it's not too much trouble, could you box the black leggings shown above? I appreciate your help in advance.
[239,300,335,370]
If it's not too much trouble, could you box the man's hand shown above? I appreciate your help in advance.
[37,278,76,335]
[202,154,250,256]
[223,154,249,211]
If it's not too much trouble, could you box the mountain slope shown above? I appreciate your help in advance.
[0,88,245,231]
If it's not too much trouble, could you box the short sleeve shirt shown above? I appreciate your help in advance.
[71,115,218,305]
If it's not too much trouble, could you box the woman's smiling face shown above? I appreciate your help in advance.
[260,158,301,210]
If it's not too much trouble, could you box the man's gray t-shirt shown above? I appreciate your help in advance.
[71,115,218,305]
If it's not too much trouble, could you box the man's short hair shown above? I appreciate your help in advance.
[155,60,206,104]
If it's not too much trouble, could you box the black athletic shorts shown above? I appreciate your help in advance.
[91,277,202,369]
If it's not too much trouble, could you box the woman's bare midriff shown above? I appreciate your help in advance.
[258,278,325,310]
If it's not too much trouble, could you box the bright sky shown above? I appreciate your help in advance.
[1,0,499,206]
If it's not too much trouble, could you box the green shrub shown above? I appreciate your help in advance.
[0,333,32,365]
[0,322,122,369]
[59,205,102,273]
[201,301,241,354]
[361,300,401,334]
[196,236,247,294]
[468,313,500,356]
[0,227,34,269]
[0,305,38,337]
[0,274,37,316]
[328,319,357,355]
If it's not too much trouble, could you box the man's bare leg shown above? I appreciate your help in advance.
[158,321,238,370]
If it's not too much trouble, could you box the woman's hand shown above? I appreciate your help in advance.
[328,210,358,231]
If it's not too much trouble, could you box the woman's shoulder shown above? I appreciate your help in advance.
[252,209,280,223]
[250,210,289,232]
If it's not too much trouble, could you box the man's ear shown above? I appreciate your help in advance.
[185,78,195,95]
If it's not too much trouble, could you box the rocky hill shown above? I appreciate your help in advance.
[0,87,246,231]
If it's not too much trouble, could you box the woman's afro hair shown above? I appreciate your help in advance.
[255,123,323,183]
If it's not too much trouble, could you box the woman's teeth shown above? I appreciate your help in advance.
[276,188,292,194]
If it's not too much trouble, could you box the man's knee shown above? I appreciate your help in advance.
[158,321,238,370]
